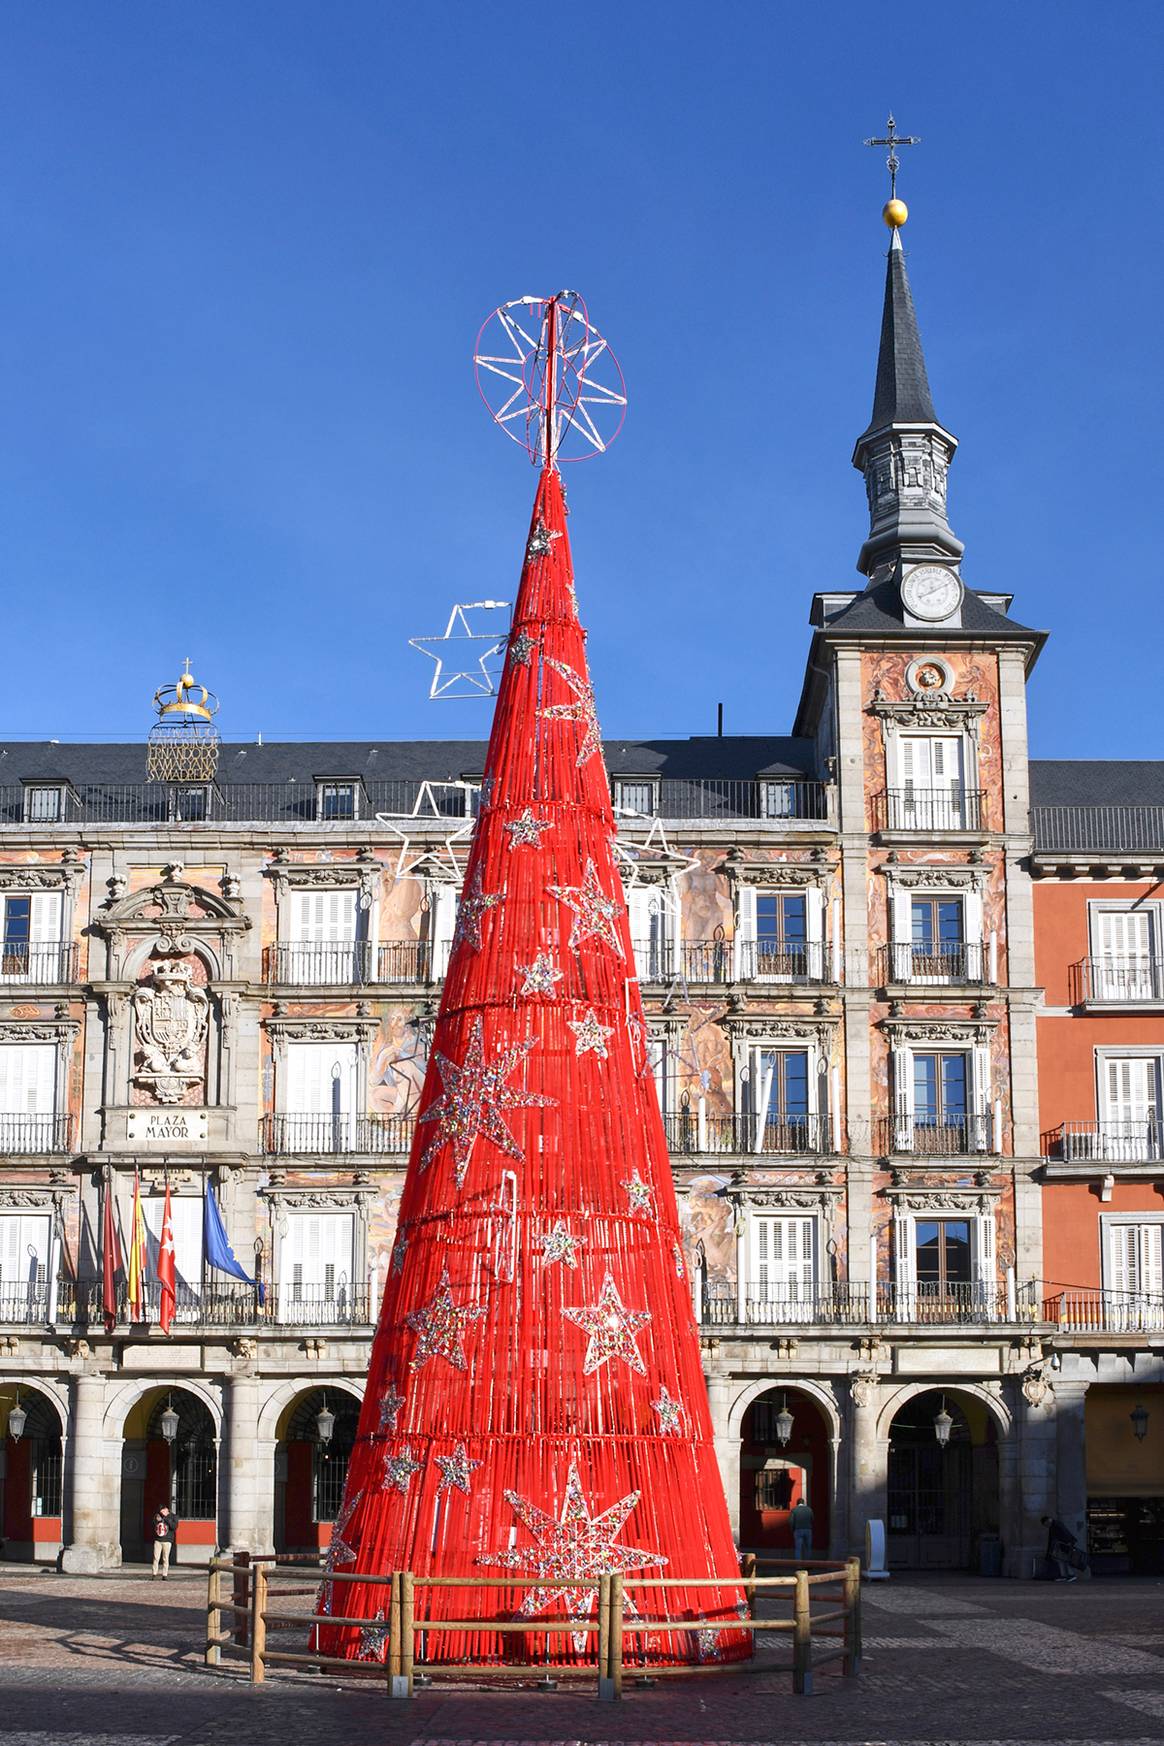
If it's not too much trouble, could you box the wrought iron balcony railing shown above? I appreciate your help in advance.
[878,1112,994,1156]
[699,1280,1026,1328]
[877,788,985,832]
[1072,955,1164,1005]
[1040,1283,1164,1333]
[1050,1120,1164,1165]
[263,1112,416,1155]
[1031,803,1164,855]
[61,1278,373,1331]
[883,941,985,985]
[700,1286,872,1327]
[0,1112,73,1153]
[0,1280,52,1324]
[0,943,77,984]
[378,939,435,982]
[664,1110,833,1156]
[876,1281,1009,1324]
[267,941,375,985]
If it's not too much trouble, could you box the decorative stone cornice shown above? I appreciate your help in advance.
[884,864,986,891]
[94,870,250,957]
[882,1018,994,1044]
[724,848,831,888]
[267,852,382,906]
[729,1016,839,1044]
[265,1014,380,1055]
[0,1186,68,1211]
[0,859,85,892]
[0,1020,79,1043]
[730,1185,841,1211]
[868,695,987,729]
[886,1186,1000,1213]
[264,1186,377,1206]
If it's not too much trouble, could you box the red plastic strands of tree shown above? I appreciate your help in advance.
[316,294,747,1670]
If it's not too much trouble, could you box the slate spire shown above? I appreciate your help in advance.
[852,225,963,579]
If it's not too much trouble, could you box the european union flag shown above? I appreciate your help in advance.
[204,1181,264,1303]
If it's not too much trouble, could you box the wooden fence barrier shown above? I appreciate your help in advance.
[202,1551,862,1699]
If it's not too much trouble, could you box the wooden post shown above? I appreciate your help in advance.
[793,1568,813,1695]
[232,1548,250,1649]
[400,1570,415,1697]
[843,1556,862,1676]
[597,1572,613,1701]
[610,1571,624,1699]
[740,1550,757,1613]
[205,1559,222,1666]
[387,1572,403,1696]
[250,1562,268,1686]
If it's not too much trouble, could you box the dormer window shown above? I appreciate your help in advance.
[23,784,65,824]
[168,784,210,822]
[613,778,658,818]
[316,780,360,822]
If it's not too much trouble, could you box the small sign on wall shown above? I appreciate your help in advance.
[126,1108,209,1145]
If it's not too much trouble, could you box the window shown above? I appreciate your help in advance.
[912,1052,968,1152]
[23,786,64,824]
[168,785,210,822]
[1089,906,1162,1002]
[1098,1055,1162,1161]
[897,736,966,829]
[613,778,657,817]
[0,891,64,982]
[909,896,965,980]
[0,1043,58,1150]
[627,886,673,981]
[893,1208,996,1321]
[752,1214,817,1315]
[285,889,365,985]
[760,780,799,819]
[914,1218,973,1292]
[0,1212,51,1319]
[425,881,459,979]
[316,781,358,821]
[1102,1220,1163,1310]
[282,1041,359,1152]
[279,1211,356,1324]
[142,1195,203,1315]
[745,1045,818,1153]
[736,886,824,982]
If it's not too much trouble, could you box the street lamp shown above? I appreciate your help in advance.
[775,1393,794,1447]
[315,1394,335,1446]
[160,1394,179,1444]
[4,1389,26,1443]
[1130,1402,1149,1443]
[934,1397,953,1448]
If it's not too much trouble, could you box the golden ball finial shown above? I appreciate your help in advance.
[883,198,909,229]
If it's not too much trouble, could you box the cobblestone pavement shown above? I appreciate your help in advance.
[0,1567,1162,1745]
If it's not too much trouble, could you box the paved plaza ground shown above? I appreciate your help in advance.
[0,1566,1162,1746]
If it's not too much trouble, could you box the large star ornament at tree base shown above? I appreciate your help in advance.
[418,1013,556,1186]
[480,1458,667,1653]
[563,1270,651,1377]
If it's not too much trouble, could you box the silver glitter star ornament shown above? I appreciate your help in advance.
[435,1442,482,1496]
[537,1219,585,1268]
[452,865,503,953]
[518,951,564,999]
[652,1386,684,1435]
[622,1170,654,1215]
[564,1270,651,1377]
[505,807,554,849]
[549,858,624,958]
[359,1609,390,1659]
[382,1445,423,1495]
[405,1267,486,1372]
[568,1007,615,1058]
[418,1014,555,1186]
[377,1384,405,1434]
[540,658,601,766]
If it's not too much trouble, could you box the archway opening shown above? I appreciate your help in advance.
[739,1386,830,1553]
[1085,1382,1164,1575]
[274,1389,359,1555]
[1,1387,63,1563]
[887,1389,999,1570]
[120,1386,218,1563]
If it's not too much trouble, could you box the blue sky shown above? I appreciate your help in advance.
[2,2,1161,754]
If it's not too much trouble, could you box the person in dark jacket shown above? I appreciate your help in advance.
[151,1504,178,1578]
[1041,1514,1078,1581]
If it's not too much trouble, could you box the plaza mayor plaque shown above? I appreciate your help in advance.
[126,1108,209,1145]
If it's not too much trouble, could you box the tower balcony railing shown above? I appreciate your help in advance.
[0,942,77,985]
[663,1110,833,1157]
[882,941,986,986]
[0,1112,74,1153]
[878,1112,994,1156]
[1072,955,1164,1005]
[1040,1282,1164,1334]
[263,1112,416,1155]
[876,787,985,833]
[1049,1120,1164,1166]
[1031,803,1164,855]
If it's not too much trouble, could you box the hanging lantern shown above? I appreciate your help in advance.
[160,1396,180,1444]
[775,1394,794,1447]
[934,1397,953,1447]
[1130,1402,1149,1442]
[315,1397,336,1446]
[7,1391,26,1443]
[146,662,220,785]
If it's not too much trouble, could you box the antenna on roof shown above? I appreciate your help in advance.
[717,702,724,738]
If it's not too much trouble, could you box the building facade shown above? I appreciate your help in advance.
[1,217,1160,1578]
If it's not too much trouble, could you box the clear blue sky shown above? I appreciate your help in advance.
[2,3,1161,755]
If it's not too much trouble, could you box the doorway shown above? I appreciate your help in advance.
[887,1390,998,1569]
[739,1387,830,1552]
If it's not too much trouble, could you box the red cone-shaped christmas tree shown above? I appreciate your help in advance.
[319,463,747,1668]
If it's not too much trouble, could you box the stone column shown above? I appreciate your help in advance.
[1006,1376,1062,1577]
[62,1371,120,1572]
[848,1375,887,1558]
[1054,1379,1090,1550]
[705,1366,740,1542]
[225,1369,271,1553]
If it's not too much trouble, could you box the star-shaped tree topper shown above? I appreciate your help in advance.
[452,865,503,953]
[540,658,602,765]
[549,858,624,958]
[568,1007,615,1059]
[435,1441,482,1496]
[418,1014,555,1186]
[564,1270,651,1376]
[479,1458,667,1652]
[504,807,554,849]
[405,1267,486,1372]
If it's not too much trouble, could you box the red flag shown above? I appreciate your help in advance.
[157,1182,177,1336]
[101,1171,122,1335]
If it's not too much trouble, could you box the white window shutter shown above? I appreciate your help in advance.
[1141,1223,1164,1301]
[974,1210,997,1292]
[0,1213,51,1286]
[964,886,984,944]
[0,1044,57,1116]
[893,1212,915,1316]
[430,882,458,977]
[30,891,62,943]
[805,885,825,980]
[1106,1222,1135,1295]
[143,1196,202,1295]
[736,886,757,980]
[893,1045,914,1150]
[892,886,912,944]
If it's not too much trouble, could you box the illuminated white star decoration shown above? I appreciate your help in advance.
[435,1442,481,1497]
[405,1267,486,1372]
[382,1445,423,1494]
[409,601,510,700]
[622,1170,654,1216]
[505,807,554,849]
[358,1608,390,1660]
[537,1220,585,1269]
[651,1386,685,1436]
[418,1014,555,1186]
[568,1008,614,1059]
[452,866,503,953]
[518,951,563,999]
[526,517,562,560]
[540,658,602,765]
[509,627,537,667]
[378,1384,405,1435]
[549,858,624,957]
[564,1271,651,1377]
[479,1458,667,1653]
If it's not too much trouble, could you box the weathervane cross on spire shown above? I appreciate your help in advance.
[864,113,921,201]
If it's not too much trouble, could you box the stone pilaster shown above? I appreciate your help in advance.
[61,1371,120,1572]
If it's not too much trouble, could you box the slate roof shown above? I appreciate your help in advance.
[820,579,1044,643]
[1029,761,1164,808]
[859,231,939,442]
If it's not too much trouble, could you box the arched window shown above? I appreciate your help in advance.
[287,1392,359,1523]
[16,1394,62,1517]
[147,1394,216,1519]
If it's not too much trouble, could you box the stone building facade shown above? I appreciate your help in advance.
[1,219,1159,1578]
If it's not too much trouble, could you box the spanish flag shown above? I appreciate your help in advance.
[127,1171,147,1322]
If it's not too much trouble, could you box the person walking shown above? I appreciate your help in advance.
[789,1495,814,1564]
[1041,1514,1079,1581]
[151,1504,178,1579]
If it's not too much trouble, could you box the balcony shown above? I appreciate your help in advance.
[266,941,374,985]
[699,1280,1027,1329]
[0,943,77,984]
[263,1112,416,1155]
[1048,1121,1164,1167]
[632,938,829,986]
[379,940,434,982]
[878,1112,994,1157]
[882,941,986,986]
[1032,804,1164,856]
[664,1110,833,1157]
[701,1286,872,1327]
[1040,1283,1164,1334]
[0,1113,74,1153]
[1072,955,1164,1006]
[48,1279,374,1331]
[876,788,986,833]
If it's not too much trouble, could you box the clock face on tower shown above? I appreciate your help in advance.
[901,564,964,622]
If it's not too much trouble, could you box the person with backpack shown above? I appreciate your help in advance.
[151,1503,178,1578]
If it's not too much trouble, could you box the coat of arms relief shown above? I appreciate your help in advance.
[132,958,211,1104]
